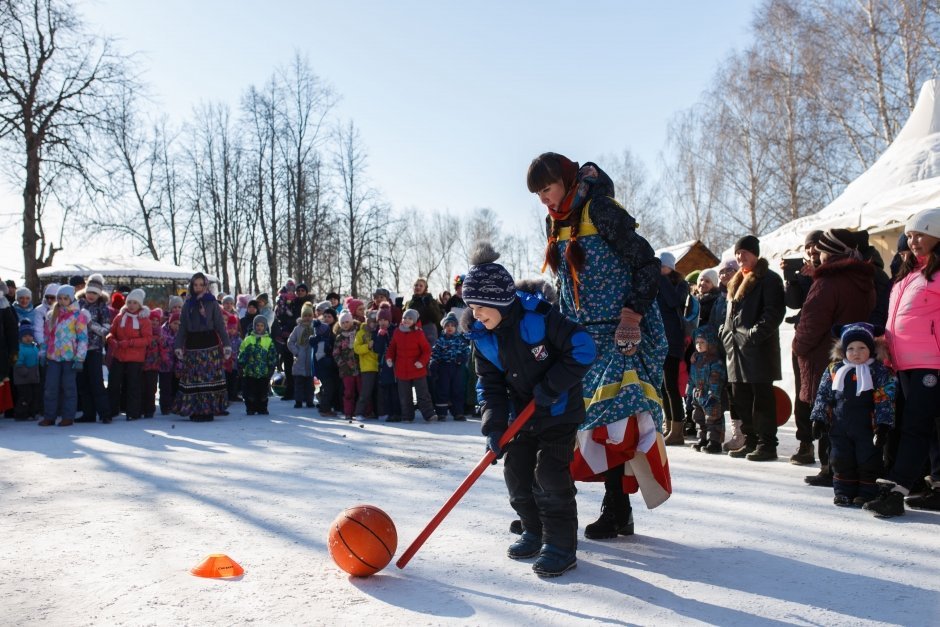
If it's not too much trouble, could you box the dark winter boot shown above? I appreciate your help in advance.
[584,492,634,539]
[789,441,815,465]
[691,436,708,452]
[905,477,940,511]
[532,544,577,577]
[728,442,757,458]
[863,481,906,518]
[703,441,723,454]
[746,446,777,462]
[805,465,833,487]
[507,531,542,560]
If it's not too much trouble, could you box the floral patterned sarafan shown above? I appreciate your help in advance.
[556,203,667,432]
[173,345,227,416]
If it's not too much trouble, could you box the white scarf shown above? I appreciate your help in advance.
[832,358,874,396]
[121,311,141,330]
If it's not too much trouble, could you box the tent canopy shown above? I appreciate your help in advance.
[37,254,219,286]
[741,79,940,263]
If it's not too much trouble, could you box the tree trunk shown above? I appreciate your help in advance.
[22,136,42,293]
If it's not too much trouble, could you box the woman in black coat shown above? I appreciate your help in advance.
[720,236,786,461]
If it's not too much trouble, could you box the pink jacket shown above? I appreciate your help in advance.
[886,264,940,370]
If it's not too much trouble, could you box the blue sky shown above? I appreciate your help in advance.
[84,1,758,220]
[1,1,760,275]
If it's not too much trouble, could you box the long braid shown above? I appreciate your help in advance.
[565,206,586,275]
[542,219,562,273]
[564,205,587,310]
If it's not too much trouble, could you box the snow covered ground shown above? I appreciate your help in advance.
[2,398,938,627]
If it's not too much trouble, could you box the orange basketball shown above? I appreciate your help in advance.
[328,504,397,577]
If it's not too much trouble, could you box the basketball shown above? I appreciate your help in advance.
[328,504,397,577]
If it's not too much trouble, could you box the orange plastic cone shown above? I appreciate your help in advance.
[190,554,245,578]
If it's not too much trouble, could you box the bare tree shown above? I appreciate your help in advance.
[380,213,407,294]
[93,84,164,259]
[660,106,725,250]
[242,79,282,292]
[333,119,383,297]
[399,210,460,291]
[0,0,129,291]
[275,52,335,285]
[601,148,667,248]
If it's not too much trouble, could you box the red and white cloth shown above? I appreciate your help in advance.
[570,410,672,509]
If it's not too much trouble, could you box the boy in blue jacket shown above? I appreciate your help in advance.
[685,326,726,453]
[430,311,470,420]
[14,323,42,420]
[464,243,596,578]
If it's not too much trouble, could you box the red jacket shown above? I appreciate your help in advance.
[110,308,154,363]
[386,326,431,380]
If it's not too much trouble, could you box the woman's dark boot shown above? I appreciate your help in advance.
[584,470,634,539]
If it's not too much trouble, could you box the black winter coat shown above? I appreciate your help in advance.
[698,289,720,329]
[720,258,786,383]
[471,294,595,436]
[784,272,814,326]
[656,273,688,359]
[0,304,16,380]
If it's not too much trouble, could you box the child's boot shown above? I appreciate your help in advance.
[532,544,577,577]
[507,530,542,560]
[704,440,723,454]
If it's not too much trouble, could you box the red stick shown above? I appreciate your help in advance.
[395,400,536,569]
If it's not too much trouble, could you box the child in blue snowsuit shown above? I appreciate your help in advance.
[685,326,726,453]
[14,323,42,420]
[431,311,470,420]
[811,323,895,507]
[464,243,596,578]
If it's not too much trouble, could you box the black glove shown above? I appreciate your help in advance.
[812,421,827,440]
[485,431,505,465]
[532,383,557,408]
[874,423,890,448]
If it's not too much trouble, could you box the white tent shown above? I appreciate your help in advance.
[37,254,219,287]
[750,79,940,263]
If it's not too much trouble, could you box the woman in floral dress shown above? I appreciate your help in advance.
[527,152,670,539]
[173,273,230,422]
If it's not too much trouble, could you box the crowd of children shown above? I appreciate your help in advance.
[2,222,936,529]
[0,273,474,428]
